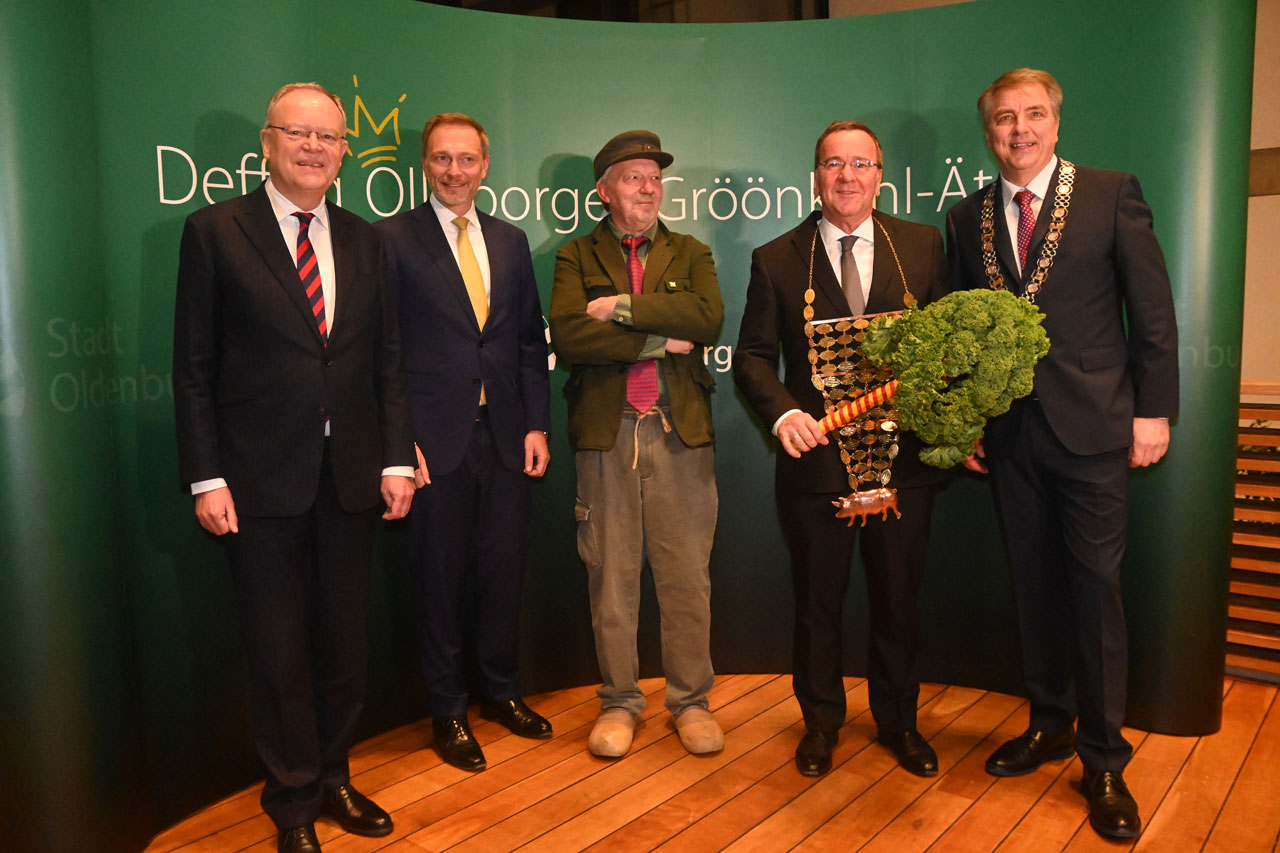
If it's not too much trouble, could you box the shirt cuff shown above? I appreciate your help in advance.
[382,466,415,478]
[191,477,228,495]
[638,334,668,360]
[771,409,802,436]
[611,293,634,325]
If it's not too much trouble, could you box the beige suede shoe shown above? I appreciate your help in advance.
[674,706,724,754]
[588,709,637,758]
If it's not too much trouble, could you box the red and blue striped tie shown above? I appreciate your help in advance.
[294,211,328,344]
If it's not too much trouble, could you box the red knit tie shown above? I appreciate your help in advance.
[622,236,658,413]
[1014,190,1036,273]
[294,212,328,344]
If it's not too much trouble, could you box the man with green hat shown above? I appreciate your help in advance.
[549,130,725,759]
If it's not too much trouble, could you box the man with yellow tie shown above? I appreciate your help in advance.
[377,113,552,771]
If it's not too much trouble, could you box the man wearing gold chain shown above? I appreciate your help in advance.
[945,68,1179,841]
[735,121,949,779]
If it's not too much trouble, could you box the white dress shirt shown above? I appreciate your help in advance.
[430,194,491,299]
[818,213,875,308]
[1000,156,1058,277]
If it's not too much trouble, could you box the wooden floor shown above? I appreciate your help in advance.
[145,675,1280,852]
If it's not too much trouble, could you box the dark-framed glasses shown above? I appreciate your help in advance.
[266,125,346,147]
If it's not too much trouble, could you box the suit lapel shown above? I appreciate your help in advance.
[412,205,481,332]
[642,229,675,293]
[990,181,1021,292]
[790,214,845,318]
[479,214,504,325]
[865,213,899,313]
[591,224,631,295]
[1022,161,1062,285]
[236,185,326,347]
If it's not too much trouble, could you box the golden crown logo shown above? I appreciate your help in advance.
[347,75,406,168]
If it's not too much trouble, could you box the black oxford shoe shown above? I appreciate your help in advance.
[1082,768,1141,840]
[481,697,553,739]
[877,729,939,777]
[322,783,393,837]
[277,824,320,853]
[795,729,837,777]
[985,727,1075,777]
[433,716,486,771]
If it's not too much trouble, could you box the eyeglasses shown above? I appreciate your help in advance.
[818,158,882,173]
[266,125,346,147]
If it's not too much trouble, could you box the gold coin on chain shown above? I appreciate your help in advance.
[816,322,833,334]
[803,306,814,321]
[807,350,819,364]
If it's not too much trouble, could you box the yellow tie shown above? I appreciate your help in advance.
[453,216,488,330]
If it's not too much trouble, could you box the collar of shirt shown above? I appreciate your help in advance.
[999,156,1058,274]
[818,213,876,296]
[430,193,478,232]
[608,216,659,262]
[999,155,1058,210]
[265,177,331,231]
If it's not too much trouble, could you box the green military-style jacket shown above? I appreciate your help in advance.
[549,218,723,451]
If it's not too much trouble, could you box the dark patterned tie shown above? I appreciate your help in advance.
[293,212,328,344]
[622,236,658,413]
[1014,190,1036,274]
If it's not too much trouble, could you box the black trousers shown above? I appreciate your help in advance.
[411,413,529,718]
[225,446,377,829]
[778,485,936,736]
[987,399,1133,772]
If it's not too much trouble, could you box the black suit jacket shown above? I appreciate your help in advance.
[734,210,950,494]
[376,204,550,476]
[173,184,414,516]
[945,163,1179,456]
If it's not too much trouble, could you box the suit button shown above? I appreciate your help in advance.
[318,406,326,416]
[324,359,333,367]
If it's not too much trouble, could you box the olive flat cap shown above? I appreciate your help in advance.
[593,130,674,181]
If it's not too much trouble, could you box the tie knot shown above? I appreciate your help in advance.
[839,235,856,253]
[293,211,314,226]
[452,215,469,233]
[622,236,650,253]
[1015,190,1035,209]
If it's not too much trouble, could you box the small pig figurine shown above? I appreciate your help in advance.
[832,487,901,527]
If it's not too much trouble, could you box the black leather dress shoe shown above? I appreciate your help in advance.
[322,783,393,837]
[795,729,837,777]
[985,727,1075,777]
[1082,769,1141,840]
[433,716,486,771]
[481,698,553,739]
[277,824,320,853]
[877,729,938,777]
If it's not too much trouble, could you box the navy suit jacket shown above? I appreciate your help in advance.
[173,184,414,516]
[377,203,550,476]
[945,163,1179,457]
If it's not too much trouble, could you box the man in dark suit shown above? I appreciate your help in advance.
[549,131,724,759]
[945,68,1178,841]
[376,113,552,772]
[734,121,949,779]
[173,82,415,853]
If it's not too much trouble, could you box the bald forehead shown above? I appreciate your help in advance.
[268,88,344,128]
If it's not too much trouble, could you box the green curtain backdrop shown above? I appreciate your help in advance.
[0,0,1253,849]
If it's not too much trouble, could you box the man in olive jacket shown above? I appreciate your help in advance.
[549,130,724,760]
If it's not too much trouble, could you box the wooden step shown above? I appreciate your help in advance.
[1234,522,1280,550]
[1229,604,1280,625]
[1238,451,1280,474]
[1235,497,1280,524]
[1239,401,1280,421]
[1226,652,1280,677]
[1232,545,1280,573]
[1236,474,1280,500]
[1227,628,1280,651]
[1238,427,1280,448]
[1231,580,1280,599]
